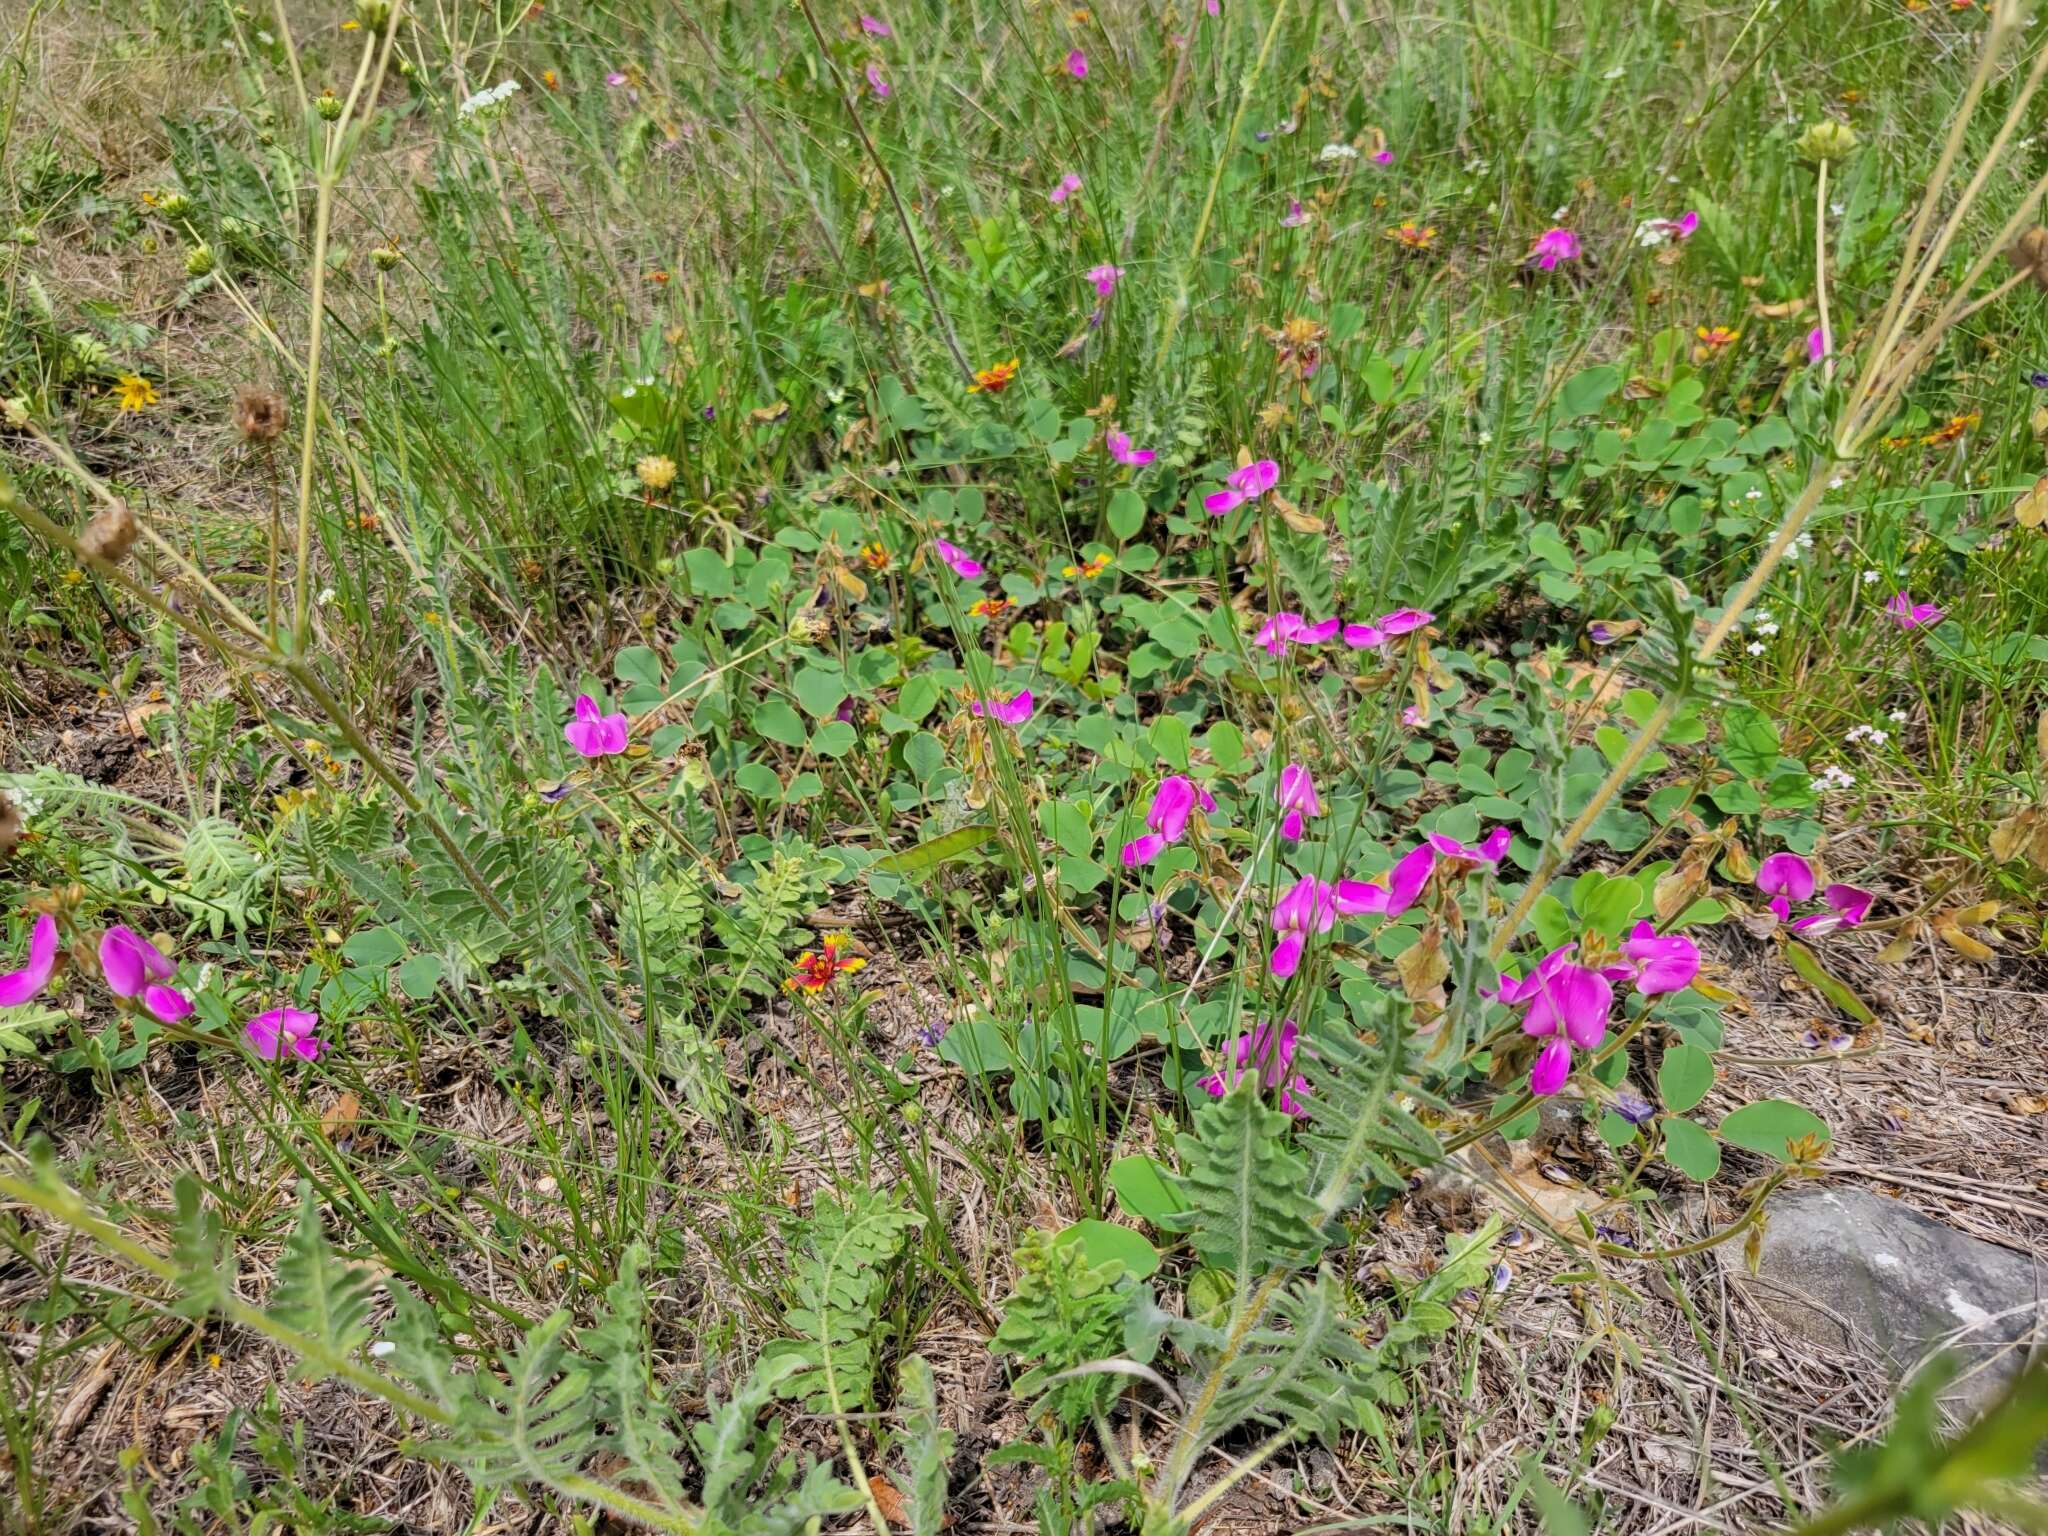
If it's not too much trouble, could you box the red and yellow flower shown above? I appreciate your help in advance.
[1385,220,1437,249]
[784,933,867,994]
[969,357,1020,394]
[967,595,1011,619]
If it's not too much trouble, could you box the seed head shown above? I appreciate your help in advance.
[1795,120,1858,163]
[234,387,288,444]
[78,502,140,566]
[2009,227,2048,292]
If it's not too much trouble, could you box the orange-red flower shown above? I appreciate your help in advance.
[859,542,890,571]
[969,357,1020,394]
[968,596,1011,618]
[1692,324,1740,361]
[1385,220,1437,249]
[783,933,867,994]
[1062,552,1112,580]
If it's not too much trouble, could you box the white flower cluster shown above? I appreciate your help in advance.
[1844,723,1890,747]
[1633,219,1677,247]
[1318,142,1359,161]
[1810,763,1856,793]
[1783,530,1815,561]
[458,78,520,123]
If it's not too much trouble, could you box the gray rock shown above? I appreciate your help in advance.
[1733,1185,2045,1418]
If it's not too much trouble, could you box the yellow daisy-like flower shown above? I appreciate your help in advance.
[111,374,158,412]
[968,357,1020,394]
[635,454,677,491]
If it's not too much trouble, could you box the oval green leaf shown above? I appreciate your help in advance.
[1657,1043,1715,1115]
[1055,1219,1159,1279]
[1718,1099,1829,1162]
[1659,1116,1721,1181]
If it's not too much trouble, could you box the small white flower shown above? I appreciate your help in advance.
[1830,201,1845,217]
[1747,641,1766,656]
[1889,708,1908,723]
[1551,204,1570,219]
[1604,64,1625,79]
[1829,476,1845,490]
[1868,728,1888,746]
[1861,569,1879,584]
[317,586,337,606]
[369,1341,397,1359]
[1758,621,1780,636]
[1477,429,1493,446]
[1755,609,1773,623]
[1745,487,1764,500]
[1319,142,1359,161]
[1784,543,1802,562]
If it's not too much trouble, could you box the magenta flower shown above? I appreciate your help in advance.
[99,925,191,1023]
[1066,49,1087,78]
[1270,876,1337,978]
[1106,429,1155,466]
[1789,884,1875,937]
[1492,942,1576,1007]
[1255,611,1306,657]
[1295,617,1341,644]
[564,694,629,759]
[969,690,1034,726]
[1371,148,1394,166]
[860,13,892,34]
[866,62,891,98]
[1274,763,1320,840]
[1279,198,1310,229]
[1886,591,1944,631]
[1637,211,1697,245]
[1530,1037,1573,1096]
[0,914,58,1007]
[1614,921,1701,995]
[245,1005,328,1063]
[1425,826,1511,866]
[1756,851,1816,922]
[1200,1018,1308,1117]
[1049,172,1082,204]
[1377,607,1434,636]
[1121,775,1215,867]
[931,537,984,578]
[1808,325,1830,363]
[1341,621,1385,649]
[1332,841,1435,921]
[1085,263,1124,298]
[604,71,627,87]
[1205,0,1220,14]
[1528,228,1581,270]
[1203,458,1280,516]
[1521,961,1613,1051]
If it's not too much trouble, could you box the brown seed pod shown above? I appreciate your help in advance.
[2008,227,2048,291]
[233,386,288,444]
[0,793,19,862]
[77,502,140,566]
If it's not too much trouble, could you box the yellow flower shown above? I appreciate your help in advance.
[635,454,677,491]
[1385,221,1437,249]
[111,374,158,412]
[859,542,890,570]
[968,596,1011,619]
[968,357,1020,394]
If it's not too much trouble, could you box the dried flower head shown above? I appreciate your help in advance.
[0,792,19,862]
[636,454,678,491]
[2008,227,2048,292]
[78,502,140,566]
[233,386,288,444]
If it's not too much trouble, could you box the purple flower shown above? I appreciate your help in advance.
[1789,883,1875,937]
[1255,612,1307,657]
[1333,842,1436,921]
[1106,429,1154,466]
[1200,1018,1308,1117]
[1528,228,1581,270]
[969,690,1034,726]
[860,13,892,35]
[1886,591,1944,631]
[866,62,891,98]
[1120,775,1215,866]
[1279,198,1310,229]
[1371,148,1394,166]
[1049,172,1082,204]
[1425,826,1512,866]
[1274,763,1320,840]
[1530,1037,1572,1096]
[1615,921,1700,995]
[245,1005,328,1062]
[1808,325,1830,364]
[1341,621,1385,649]
[1203,458,1280,516]
[564,694,629,758]
[1270,877,1337,978]
[0,914,58,1007]
[1614,1090,1657,1126]
[931,537,984,578]
[1756,851,1815,922]
[1066,49,1088,78]
[1511,959,1613,1094]
[1085,262,1124,298]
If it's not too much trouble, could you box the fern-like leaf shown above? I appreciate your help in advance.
[584,1246,688,1508]
[168,1174,233,1318]
[765,1188,923,1415]
[1175,1082,1326,1282]
[1296,996,1444,1203]
[895,1356,953,1536]
[270,1182,378,1366]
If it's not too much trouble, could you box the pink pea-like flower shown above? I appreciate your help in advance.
[1808,325,1830,363]
[99,925,192,1023]
[1756,851,1816,922]
[1049,172,1083,204]
[866,62,891,98]
[1333,841,1435,922]
[1528,228,1581,270]
[1200,1018,1308,1118]
[1255,612,1307,657]
[1203,458,1280,516]
[1371,148,1394,166]
[1342,622,1385,649]
[860,14,892,35]
[1106,429,1154,466]
[604,71,627,87]
[932,538,984,578]
[1085,263,1124,298]
[1426,826,1511,866]
[1616,921,1701,995]
[1886,591,1944,631]
[969,690,1034,726]
[564,694,629,758]
[1295,618,1341,644]
[1529,1037,1573,1096]
[1270,876,1337,978]
[0,914,58,1007]
[1120,774,1215,867]
[1067,49,1088,78]
[1522,962,1613,1052]
[245,1005,328,1063]
[1790,884,1875,937]
[1377,607,1435,636]
[1274,763,1320,839]
[1279,198,1310,229]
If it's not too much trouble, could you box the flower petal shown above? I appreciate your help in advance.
[0,914,58,1007]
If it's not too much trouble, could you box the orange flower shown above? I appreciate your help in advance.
[1385,220,1437,249]
[541,69,559,90]
[1061,552,1112,580]
[1691,324,1740,361]
[968,596,1010,619]
[645,270,670,284]
[859,542,890,570]
[1919,412,1979,446]
[969,357,1020,394]
[783,933,867,994]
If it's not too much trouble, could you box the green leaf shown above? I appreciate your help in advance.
[1718,1099,1829,1161]
[903,731,946,785]
[395,954,444,1000]
[1106,488,1146,541]
[1109,1154,1190,1231]
[873,823,995,877]
[1783,940,1877,1024]
[1205,721,1244,771]
[612,645,665,688]
[271,1181,377,1365]
[936,1017,1012,1075]
[1179,1082,1327,1277]
[767,1188,923,1414]
[895,1356,955,1536]
[753,699,808,747]
[341,926,405,969]
[1558,364,1622,419]
[792,665,846,719]
[1659,1116,1721,1180]
[1657,1043,1715,1114]
[1055,1219,1159,1279]
[1720,706,1780,779]
[1577,874,1643,940]
[1037,800,1094,857]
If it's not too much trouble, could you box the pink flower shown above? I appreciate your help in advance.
[604,71,627,87]
[1203,458,1280,515]
[1085,262,1124,298]
[860,13,892,34]
[1377,607,1434,636]
[100,925,192,1022]
[932,537,984,578]
[1615,921,1701,995]
[1529,1037,1572,1096]
[1270,877,1337,977]
[1049,172,1083,204]
[1807,325,1829,363]
[564,694,629,758]
[1295,618,1341,644]
[1200,1018,1308,1117]
[0,914,58,1007]
[1425,826,1512,866]
[1492,942,1576,1007]
[1401,705,1426,728]
[1121,775,1215,866]
[1528,227,1581,270]
[1279,198,1310,229]
[1789,884,1875,937]
[1637,212,1697,245]
[1332,841,1435,921]
[245,1005,328,1063]
[1066,49,1088,78]
[144,985,194,1022]
[1205,0,1220,14]
[866,62,891,98]
[1255,612,1307,657]
[1886,591,1944,631]
[1274,763,1320,840]
[1106,428,1154,466]
[1341,622,1385,649]
[1522,962,1612,1051]
[1371,149,1393,166]
[1756,851,1815,922]
[970,690,1034,726]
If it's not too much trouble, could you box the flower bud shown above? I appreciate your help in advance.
[371,243,401,271]
[2,396,28,428]
[1796,120,1858,163]
[316,90,343,122]
[157,191,191,218]
[354,0,394,29]
[78,502,141,566]
[184,243,216,277]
